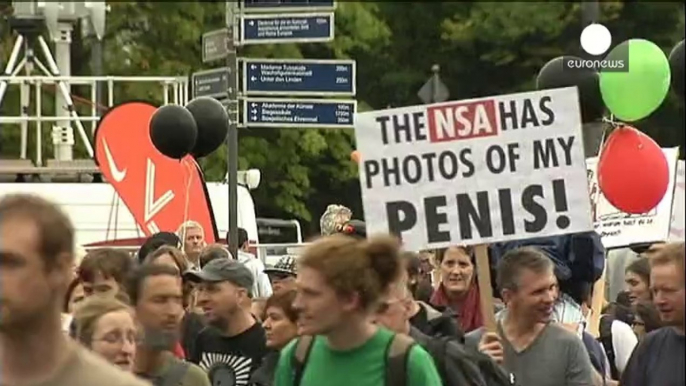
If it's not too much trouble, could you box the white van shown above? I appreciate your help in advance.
[0,178,260,251]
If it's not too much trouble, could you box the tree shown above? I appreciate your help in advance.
[101,1,390,228]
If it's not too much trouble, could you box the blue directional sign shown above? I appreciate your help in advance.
[192,68,230,99]
[244,98,356,128]
[243,59,355,96]
[242,0,336,12]
[241,13,334,45]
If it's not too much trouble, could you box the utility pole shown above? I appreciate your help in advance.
[225,1,239,258]
[582,1,599,27]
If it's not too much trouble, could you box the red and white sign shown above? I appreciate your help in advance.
[94,101,217,243]
[354,88,590,250]
[586,149,679,248]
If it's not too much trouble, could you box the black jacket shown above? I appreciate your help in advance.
[409,326,512,386]
[412,301,464,342]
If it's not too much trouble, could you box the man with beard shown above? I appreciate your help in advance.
[128,264,210,386]
[0,194,149,386]
[466,247,596,386]
[186,258,268,386]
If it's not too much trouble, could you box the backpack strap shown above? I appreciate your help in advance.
[292,335,315,386]
[162,360,190,386]
[385,334,415,386]
[598,315,619,380]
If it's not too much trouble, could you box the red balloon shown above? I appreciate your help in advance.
[598,126,669,214]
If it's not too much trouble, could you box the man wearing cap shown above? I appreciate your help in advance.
[185,259,268,385]
[264,255,297,295]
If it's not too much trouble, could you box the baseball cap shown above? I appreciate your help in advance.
[264,255,297,277]
[184,258,254,292]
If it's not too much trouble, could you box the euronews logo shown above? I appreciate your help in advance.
[565,23,628,72]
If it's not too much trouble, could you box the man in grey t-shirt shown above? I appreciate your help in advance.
[467,247,596,386]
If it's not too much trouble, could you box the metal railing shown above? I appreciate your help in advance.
[83,242,312,266]
[0,75,189,168]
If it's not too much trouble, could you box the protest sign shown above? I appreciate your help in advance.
[669,160,684,241]
[354,87,593,251]
[586,148,679,248]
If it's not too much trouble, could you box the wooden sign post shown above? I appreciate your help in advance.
[475,244,497,332]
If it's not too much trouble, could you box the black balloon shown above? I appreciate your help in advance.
[536,56,604,123]
[669,40,684,100]
[149,105,197,159]
[185,97,229,158]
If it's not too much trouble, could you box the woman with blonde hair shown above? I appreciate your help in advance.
[73,296,138,372]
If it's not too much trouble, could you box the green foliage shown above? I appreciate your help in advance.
[0,1,683,235]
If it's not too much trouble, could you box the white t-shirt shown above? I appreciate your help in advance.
[237,251,273,299]
[607,319,639,374]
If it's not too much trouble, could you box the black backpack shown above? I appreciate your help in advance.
[424,336,514,386]
[597,314,619,380]
[292,334,415,386]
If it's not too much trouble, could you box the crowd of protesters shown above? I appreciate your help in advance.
[0,196,683,386]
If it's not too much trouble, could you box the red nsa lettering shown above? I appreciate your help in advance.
[427,100,498,143]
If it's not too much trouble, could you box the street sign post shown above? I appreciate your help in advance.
[242,0,336,13]
[202,28,228,63]
[244,98,356,128]
[242,58,355,96]
[240,13,334,45]
[191,67,230,99]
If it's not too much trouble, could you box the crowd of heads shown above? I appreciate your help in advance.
[1,193,684,386]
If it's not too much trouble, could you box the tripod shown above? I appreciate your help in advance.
[0,18,94,160]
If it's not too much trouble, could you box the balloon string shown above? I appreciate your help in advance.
[182,157,194,238]
[178,157,194,254]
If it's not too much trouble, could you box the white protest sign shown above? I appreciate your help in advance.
[669,160,685,241]
[586,148,679,248]
[354,87,593,251]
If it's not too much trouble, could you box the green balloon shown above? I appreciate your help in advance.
[599,39,671,122]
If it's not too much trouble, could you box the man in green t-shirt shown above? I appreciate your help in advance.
[273,234,443,386]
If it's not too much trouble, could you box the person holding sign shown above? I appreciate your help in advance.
[466,247,596,386]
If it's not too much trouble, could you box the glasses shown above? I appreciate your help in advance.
[93,331,141,345]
